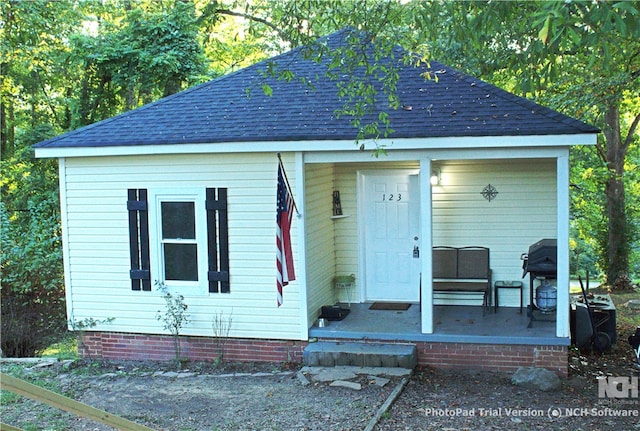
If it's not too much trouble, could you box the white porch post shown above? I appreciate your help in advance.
[556,152,570,338]
[295,152,309,340]
[420,157,434,333]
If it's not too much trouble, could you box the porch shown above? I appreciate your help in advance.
[307,303,569,374]
[302,156,571,342]
[309,303,565,346]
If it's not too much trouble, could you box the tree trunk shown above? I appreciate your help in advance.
[1,99,7,157]
[163,73,182,97]
[603,102,630,289]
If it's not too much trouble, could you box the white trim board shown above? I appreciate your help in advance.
[35,134,597,159]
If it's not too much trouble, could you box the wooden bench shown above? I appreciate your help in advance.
[432,246,492,313]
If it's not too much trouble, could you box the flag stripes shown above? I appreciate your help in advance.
[276,160,296,306]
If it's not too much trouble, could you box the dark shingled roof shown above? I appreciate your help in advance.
[35,29,598,149]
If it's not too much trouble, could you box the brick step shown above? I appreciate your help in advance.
[303,341,416,369]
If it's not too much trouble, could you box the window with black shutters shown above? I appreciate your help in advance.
[128,187,229,293]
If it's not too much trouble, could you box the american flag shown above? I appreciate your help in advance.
[276,163,295,306]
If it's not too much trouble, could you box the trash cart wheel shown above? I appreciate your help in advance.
[594,331,611,352]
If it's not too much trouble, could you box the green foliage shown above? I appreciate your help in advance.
[69,316,116,332]
[156,281,190,363]
[39,335,78,360]
[68,1,208,125]
[68,316,115,359]
[1,0,84,151]
[1,128,65,357]
[262,0,425,149]
[1,0,267,358]
[403,0,640,283]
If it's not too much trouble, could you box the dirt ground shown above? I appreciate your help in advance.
[3,360,401,431]
[3,288,640,430]
[2,344,639,431]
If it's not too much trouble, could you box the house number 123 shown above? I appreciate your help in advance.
[382,194,402,201]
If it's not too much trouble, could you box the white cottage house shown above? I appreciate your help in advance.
[35,30,598,374]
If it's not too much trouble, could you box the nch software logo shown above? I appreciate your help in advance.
[598,376,639,399]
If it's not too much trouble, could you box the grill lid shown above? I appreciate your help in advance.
[522,238,557,276]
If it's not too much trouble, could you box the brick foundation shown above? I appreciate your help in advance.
[78,332,568,375]
[78,332,307,364]
[315,337,568,376]
[415,342,568,376]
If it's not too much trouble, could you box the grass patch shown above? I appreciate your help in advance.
[0,362,76,430]
[0,387,21,405]
[609,289,640,330]
[38,333,78,360]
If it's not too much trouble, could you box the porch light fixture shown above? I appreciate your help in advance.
[430,169,441,186]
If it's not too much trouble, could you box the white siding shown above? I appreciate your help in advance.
[433,159,557,306]
[304,164,337,325]
[62,152,303,340]
[62,150,560,339]
[333,165,360,302]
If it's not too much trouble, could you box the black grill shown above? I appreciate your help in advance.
[522,238,557,277]
[522,239,557,325]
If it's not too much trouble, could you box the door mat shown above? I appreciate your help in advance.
[369,302,411,311]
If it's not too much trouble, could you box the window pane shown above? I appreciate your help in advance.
[164,243,198,281]
[161,202,195,239]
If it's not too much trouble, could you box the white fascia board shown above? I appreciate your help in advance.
[34,133,597,159]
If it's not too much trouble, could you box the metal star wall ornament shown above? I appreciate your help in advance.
[481,184,498,202]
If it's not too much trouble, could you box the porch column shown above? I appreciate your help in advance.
[420,158,434,333]
[556,153,570,338]
[296,152,309,340]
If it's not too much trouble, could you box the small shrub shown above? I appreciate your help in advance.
[212,310,233,363]
[155,281,190,364]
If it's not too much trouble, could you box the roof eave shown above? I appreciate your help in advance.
[34,133,598,159]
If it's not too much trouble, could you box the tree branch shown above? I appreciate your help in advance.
[595,141,607,163]
[215,9,286,41]
[34,71,60,125]
[623,112,640,150]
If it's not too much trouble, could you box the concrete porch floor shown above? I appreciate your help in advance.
[309,303,568,346]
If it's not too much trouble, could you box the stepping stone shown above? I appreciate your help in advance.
[311,368,357,382]
[329,380,362,390]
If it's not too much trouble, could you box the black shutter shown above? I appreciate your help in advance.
[127,189,151,291]
[206,188,230,293]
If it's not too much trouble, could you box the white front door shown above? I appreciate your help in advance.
[361,171,421,302]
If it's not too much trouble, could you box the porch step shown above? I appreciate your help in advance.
[303,342,416,369]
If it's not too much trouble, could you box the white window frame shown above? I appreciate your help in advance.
[148,188,208,290]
